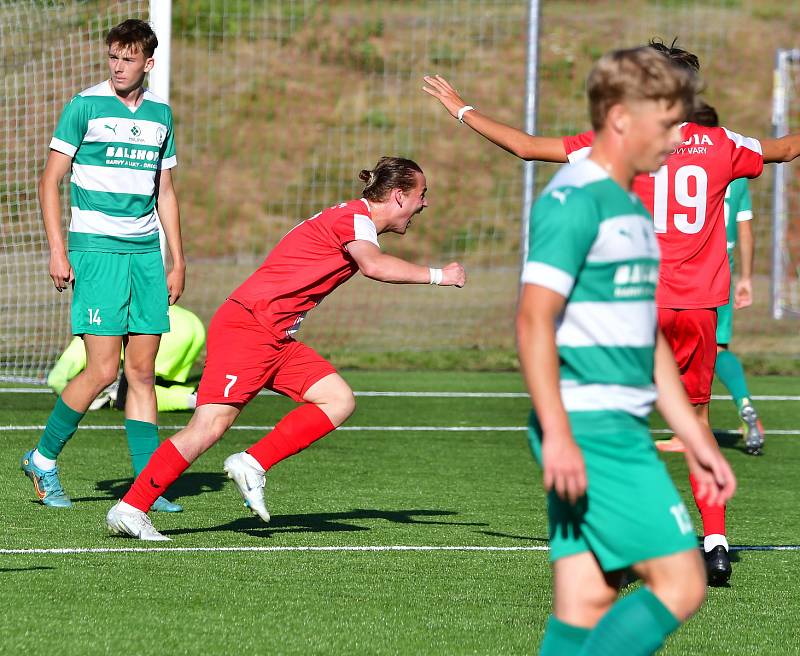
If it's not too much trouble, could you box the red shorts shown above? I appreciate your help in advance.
[197,299,337,406]
[657,308,717,405]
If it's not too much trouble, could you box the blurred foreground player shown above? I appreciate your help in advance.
[517,48,736,655]
[106,157,466,540]
[424,38,800,585]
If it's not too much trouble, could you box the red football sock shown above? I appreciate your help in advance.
[689,473,726,537]
[122,439,190,512]
[247,403,335,471]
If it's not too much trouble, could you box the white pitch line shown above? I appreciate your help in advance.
[1,388,798,401]
[2,425,800,435]
[1,544,798,555]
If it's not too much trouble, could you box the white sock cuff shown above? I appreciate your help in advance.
[704,533,729,552]
[31,449,57,471]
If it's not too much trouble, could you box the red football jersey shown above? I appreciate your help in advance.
[229,198,379,337]
[563,124,763,308]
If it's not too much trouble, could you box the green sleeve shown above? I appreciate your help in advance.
[51,96,88,157]
[522,187,598,297]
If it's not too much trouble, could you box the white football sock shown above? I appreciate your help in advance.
[31,449,57,471]
[704,533,729,552]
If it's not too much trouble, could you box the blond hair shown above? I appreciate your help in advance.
[587,47,698,131]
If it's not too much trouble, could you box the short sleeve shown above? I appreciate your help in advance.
[159,106,177,170]
[563,130,594,164]
[736,180,753,221]
[333,211,380,250]
[721,127,763,180]
[50,96,88,158]
[522,188,598,298]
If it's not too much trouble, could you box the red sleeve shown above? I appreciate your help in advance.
[330,211,358,250]
[720,127,764,180]
[563,130,595,159]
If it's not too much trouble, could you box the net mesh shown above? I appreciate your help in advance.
[2,0,797,382]
[1,0,147,382]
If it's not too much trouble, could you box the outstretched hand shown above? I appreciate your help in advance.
[442,262,466,288]
[422,75,469,119]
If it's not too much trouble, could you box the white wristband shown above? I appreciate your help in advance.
[457,105,474,123]
[429,267,444,285]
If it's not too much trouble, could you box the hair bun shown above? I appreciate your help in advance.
[358,169,372,183]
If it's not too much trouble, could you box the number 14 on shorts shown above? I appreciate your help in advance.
[87,308,102,325]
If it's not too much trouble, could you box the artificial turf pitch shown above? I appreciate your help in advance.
[1,372,797,655]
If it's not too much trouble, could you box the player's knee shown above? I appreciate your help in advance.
[326,389,355,426]
[646,555,707,621]
[84,361,119,388]
[679,564,707,616]
[124,363,156,389]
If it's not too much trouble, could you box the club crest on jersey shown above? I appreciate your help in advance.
[672,133,713,156]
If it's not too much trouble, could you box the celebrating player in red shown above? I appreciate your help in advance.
[424,41,800,585]
[106,156,466,540]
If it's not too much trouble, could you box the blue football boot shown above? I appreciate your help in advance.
[20,449,72,508]
[151,496,183,513]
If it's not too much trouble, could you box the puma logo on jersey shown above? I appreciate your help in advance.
[617,228,633,239]
[104,123,117,134]
[550,189,571,205]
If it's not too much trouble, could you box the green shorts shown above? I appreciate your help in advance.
[528,410,697,572]
[69,250,170,336]
[716,282,734,345]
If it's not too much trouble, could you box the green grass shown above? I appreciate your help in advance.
[1,372,798,654]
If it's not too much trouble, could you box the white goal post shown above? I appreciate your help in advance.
[771,48,800,320]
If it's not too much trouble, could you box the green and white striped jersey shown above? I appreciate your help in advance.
[522,159,661,418]
[50,80,177,253]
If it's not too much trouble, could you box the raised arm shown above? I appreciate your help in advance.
[516,283,586,504]
[38,150,74,292]
[422,75,568,163]
[347,240,465,287]
[760,133,800,163]
[654,331,736,506]
[155,168,186,305]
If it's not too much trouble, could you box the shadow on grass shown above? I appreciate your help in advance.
[712,430,762,456]
[0,566,56,573]
[163,508,488,539]
[478,530,548,542]
[75,472,229,504]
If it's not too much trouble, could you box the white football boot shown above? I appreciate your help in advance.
[106,501,170,541]
[223,452,271,523]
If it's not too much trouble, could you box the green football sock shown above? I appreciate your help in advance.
[125,419,160,477]
[540,615,590,656]
[36,397,85,460]
[577,587,679,656]
[715,350,751,410]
